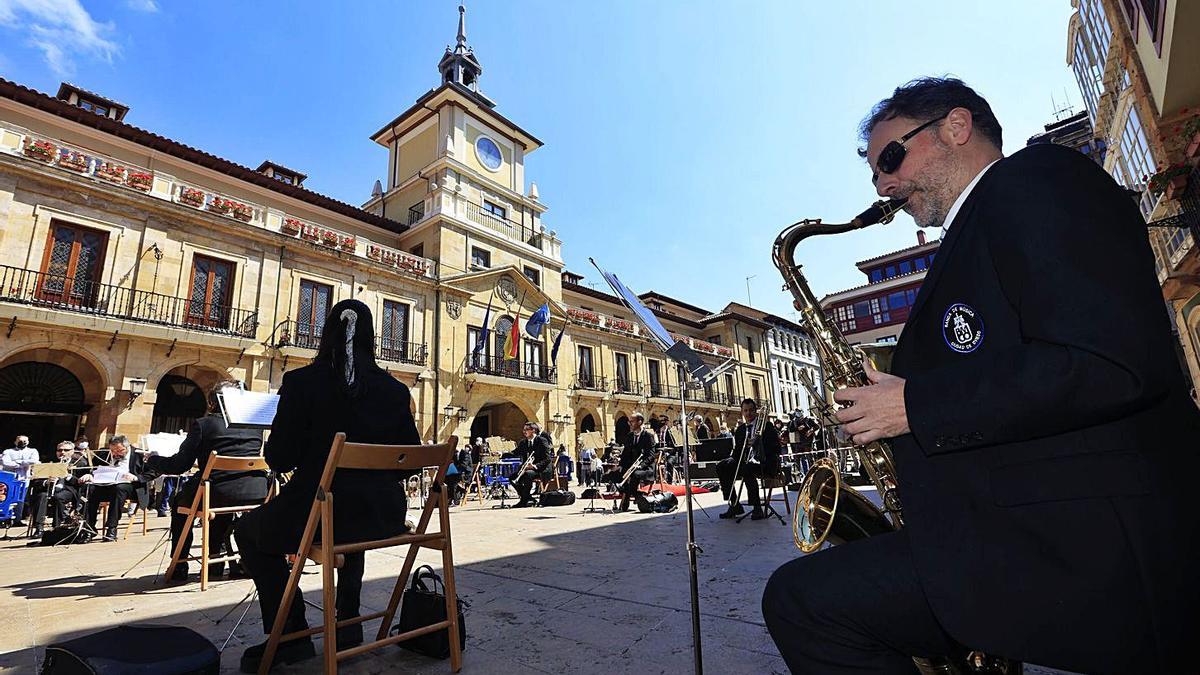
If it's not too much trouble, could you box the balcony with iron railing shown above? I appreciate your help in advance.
[462,202,543,249]
[1147,165,1200,296]
[0,265,258,338]
[273,320,427,366]
[573,374,608,392]
[466,353,556,384]
[612,378,644,397]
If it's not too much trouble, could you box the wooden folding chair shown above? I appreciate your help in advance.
[762,474,793,517]
[97,496,148,539]
[164,452,273,590]
[260,434,461,675]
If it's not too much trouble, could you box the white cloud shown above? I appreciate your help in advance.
[125,0,157,12]
[0,0,120,76]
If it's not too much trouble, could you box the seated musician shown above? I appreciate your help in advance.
[234,299,419,673]
[716,399,781,520]
[28,441,89,537]
[146,380,270,581]
[599,443,622,487]
[81,435,148,541]
[512,422,552,508]
[617,412,656,512]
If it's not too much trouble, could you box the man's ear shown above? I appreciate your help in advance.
[942,107,974,147]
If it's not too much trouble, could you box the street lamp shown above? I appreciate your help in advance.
[443,405,456,421]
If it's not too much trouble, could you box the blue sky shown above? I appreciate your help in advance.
[0,1,1080,320]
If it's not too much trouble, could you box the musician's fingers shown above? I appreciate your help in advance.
[841,418,871,436]
[833,387,860,403]
[834,405,865,424]
[851,428,881,445]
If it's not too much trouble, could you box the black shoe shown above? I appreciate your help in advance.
[239,637,316,673]
[30,529,43,539]
[750,507,767,520]
[169,562,189,582]
[228,561,248,579]
[156,510,169,517]
[719,504,745,519]
[102,528,118,542]
[512,500,532,508]
[208,562,226,578]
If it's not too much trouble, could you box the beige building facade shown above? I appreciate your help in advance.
[1067,0,1200,392]
[0,9,776,461]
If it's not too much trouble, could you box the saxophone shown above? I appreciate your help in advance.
[772,199,1021,675]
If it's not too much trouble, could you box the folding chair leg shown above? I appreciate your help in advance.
[165,510,200,582]
[201,487,212,591]
[439,483,462,672]
[321,494,337,674]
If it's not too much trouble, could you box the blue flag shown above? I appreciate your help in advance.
[525,302,550,339]
[550,325,565,364]
[474,295,493,356]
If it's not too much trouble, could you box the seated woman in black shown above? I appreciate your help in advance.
[146,381,269,581]
[234,299,419,673]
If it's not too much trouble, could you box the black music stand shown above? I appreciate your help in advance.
[592,258,733,675]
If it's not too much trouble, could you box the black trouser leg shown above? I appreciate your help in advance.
[170,478,200,555]
[743,465,762,507]
[514,469,536,502]
[762,530,959,674]
[90,484,134,531]
[29,483,49,529]
[716,457,738,501]
[336,552,365,619]
[51,487,75,528]
[234,508,307,636]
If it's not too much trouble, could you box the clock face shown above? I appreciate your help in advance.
[475,136,503,172]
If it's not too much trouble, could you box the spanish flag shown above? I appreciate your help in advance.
[503,307,520,360]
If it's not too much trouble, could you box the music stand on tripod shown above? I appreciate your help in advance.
[591,257,735,675]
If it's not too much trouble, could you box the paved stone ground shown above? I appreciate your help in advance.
[0,488,1073,674]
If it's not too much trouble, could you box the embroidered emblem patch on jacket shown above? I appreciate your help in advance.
[942,303,984,353]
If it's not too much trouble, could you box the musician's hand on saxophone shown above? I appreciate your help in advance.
[833,358,910,445]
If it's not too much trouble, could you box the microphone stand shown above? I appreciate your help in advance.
[676,363,704,675]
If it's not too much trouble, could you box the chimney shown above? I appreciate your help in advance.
[917,230,926,246]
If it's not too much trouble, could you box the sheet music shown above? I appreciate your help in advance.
[142,433,186,457]
[91,466,128,485]
[219,389,280,429]
[578,431,606,450]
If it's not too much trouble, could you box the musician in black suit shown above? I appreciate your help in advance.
[617,412,656,512]
[147,381,270,581]
[762,77,1200,674]
[717,399,781,520]
[694,417,710,440]
[512,421,552,508]
[28,441,89,536]
[234,299,420,673]
[80,435,149,541]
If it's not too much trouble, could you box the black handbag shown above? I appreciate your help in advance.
[635,489,679,513]
[538,490,576,506]
[391,565,466,659]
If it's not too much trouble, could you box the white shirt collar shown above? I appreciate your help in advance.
[940,159,999,235]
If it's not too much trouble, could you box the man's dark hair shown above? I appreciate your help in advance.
[857,77,1003,156]
[740,398,758,410]
[109,435,129,447]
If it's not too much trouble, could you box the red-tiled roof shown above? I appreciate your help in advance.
[0,77,406,233]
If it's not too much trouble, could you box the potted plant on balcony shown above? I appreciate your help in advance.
[1149,163,1192,202]
[95,161,127,184]
[1184,113,1200,161]
[320,229,339,248]
[57,150,90,173]
[127,171,153,191]
[179,186,205,207]
[23,138,55,162]
[282,217,303,235]
[339,235,356,252]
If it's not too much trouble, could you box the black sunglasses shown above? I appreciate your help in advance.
[872,114,948,184]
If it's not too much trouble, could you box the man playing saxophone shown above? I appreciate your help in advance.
[717,399,781,520]
[762,77,1200,674]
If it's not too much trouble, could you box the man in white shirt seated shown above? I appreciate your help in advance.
[2,435,40,526]
[80,435,148,542]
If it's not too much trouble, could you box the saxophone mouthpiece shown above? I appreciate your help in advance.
[853,198,908,227]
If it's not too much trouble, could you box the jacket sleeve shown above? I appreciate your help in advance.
[905,148,1181,455]
[264,372,306,473]
[148,420,204,476]
[1,450,16,471]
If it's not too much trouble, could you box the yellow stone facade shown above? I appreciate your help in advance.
[0,43,775,460]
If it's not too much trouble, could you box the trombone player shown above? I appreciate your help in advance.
[717,399,780,520]
[762,77,1200,674]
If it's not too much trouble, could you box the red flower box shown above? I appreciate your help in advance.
[300,223,321,242]
[398,253,428,276]
[58,150,90,173]
[23,139,55,162]
[95,161,127,183]
[320,230,339,247]
[127,172,153,191]
[366,244,383,260]
[179,187,205,207]
[339,235,356,251]
[1164,174,1189,201]
[282,218,303,235]
[607,318,634,333]
[568,308,601,325]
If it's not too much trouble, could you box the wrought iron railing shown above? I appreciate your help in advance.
[273,320,427,366]
[612,378,644,396]
[464,202,542,248]
[408,205,425,226]
[466,353,556,384]
[0,264,257,337]
[573,374,607,391]
[1146,165,1200,267]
